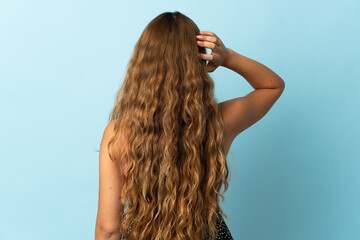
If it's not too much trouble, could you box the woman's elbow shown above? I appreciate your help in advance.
[95,224,121,240]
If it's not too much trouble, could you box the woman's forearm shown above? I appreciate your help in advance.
[222,48,285,90]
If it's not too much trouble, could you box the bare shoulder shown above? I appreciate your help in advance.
[219,86,285,153]
[105,120,117,134]
[103,120,127,146]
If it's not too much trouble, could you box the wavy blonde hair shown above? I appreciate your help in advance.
[107,11,231,240]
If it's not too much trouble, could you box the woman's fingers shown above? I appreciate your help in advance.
[198,52,213,61]
[200,31,216,36]
[197,40,216,49]
[199,31,219,44]
[196,39,216,61]
[196,35,219,47]
[196,31,226,72]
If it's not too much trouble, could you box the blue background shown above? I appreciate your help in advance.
[1,0,359,239]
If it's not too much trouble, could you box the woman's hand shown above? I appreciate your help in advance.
[196,31,229,72]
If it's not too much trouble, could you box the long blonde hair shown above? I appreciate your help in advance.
[107,11,231,240]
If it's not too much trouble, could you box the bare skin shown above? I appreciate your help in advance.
[95,31,285,239]
[197,31,285,155]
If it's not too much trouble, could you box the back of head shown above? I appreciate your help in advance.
[107,11,231,240]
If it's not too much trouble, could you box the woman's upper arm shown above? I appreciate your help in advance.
[220,87,285,144]
[96,121,125,235]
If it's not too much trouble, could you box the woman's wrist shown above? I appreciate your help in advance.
[222,48,234,68]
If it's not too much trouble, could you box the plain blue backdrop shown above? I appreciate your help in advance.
[1,0,359,239]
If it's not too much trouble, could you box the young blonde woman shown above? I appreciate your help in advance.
[95,11,285,240]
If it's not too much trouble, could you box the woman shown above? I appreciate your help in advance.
[95,11,285,240]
